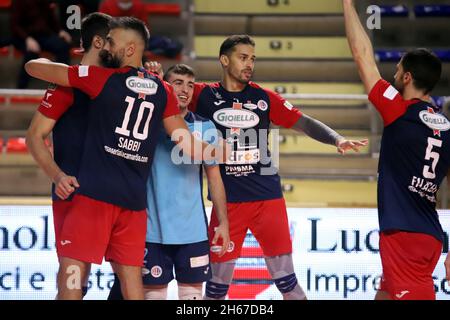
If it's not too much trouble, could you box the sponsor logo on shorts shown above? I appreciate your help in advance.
[204,266,210,275]
[190,254,209,268]
[395,290,410,299]
[227,241,235,253]
[141,267,150,276]
[151,266,162,278]
[60,240,71,246]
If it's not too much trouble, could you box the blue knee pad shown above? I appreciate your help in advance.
[274,273,298,293]
[205,281,229,299]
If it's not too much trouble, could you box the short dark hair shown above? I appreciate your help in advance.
[81,12,112,52]
[163,64,195,81]
[401,48,442,94]
[219,35,255,57]
[109,17,150,48]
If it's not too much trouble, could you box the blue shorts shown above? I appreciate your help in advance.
[142,241,212,285]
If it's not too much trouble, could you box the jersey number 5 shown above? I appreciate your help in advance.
[115,96,155,140]
[423,137,442,179]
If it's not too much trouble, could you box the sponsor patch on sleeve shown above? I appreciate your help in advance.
[284,101,294,110]
[383,85,399,101]
[78,65,89,78]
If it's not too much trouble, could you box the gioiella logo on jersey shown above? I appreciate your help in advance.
[126,77,158,96]
[419,108,450,137]
[213,109,260,129]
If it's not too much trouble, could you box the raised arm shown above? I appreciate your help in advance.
[343,0,381,93]
[24,58,70,87]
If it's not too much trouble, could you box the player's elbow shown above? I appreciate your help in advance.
[25,128,36,152]
[24,60,40,78]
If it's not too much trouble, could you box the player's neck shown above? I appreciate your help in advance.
[403,86,430,102]
[180,108,188,118]
[80,50,101,67]
[221,75,247,92]
[121,57,143,69]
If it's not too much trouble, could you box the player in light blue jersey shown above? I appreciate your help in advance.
[108,64,229,300]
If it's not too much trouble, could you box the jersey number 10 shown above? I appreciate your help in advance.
[423,137,442,179]
[115,96,155,140]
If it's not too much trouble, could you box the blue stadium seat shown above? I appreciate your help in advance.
[375,49,403,62]
[379,5,409,17]
[431,96,447,112]
[376,49,450,62]
[414,5,450,17]
[434,49,450,62]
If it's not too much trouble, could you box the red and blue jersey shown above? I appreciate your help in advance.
[189,82,302,203]
[38,84,89,201]
[369,79,450,242]
[67,65,179,211]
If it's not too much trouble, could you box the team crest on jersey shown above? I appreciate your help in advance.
[257,100,268,111]
[213,108,260,129]
[151,265,163,278]
[419,107,450,137]
[126,76,158,96]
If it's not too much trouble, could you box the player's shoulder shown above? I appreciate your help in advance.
[248,81,278,97]
[75,65,131,79]
[196,81,220,92]
[186,111,213,124]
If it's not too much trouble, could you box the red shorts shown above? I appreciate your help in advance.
[52,200,73,256]
[208,198,292,263]
[379,230,442,300]
[57,194,147,266]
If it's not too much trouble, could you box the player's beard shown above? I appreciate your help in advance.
[99,49,123,68]
[394,78,405,94]
[233,69,252,85]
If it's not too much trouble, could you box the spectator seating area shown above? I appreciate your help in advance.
[0,0,449,207]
